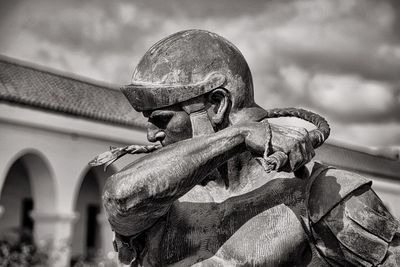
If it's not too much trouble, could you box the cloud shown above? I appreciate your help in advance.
[0,0,399,146]
[275,65,400,123]
[309,73,400,122]
[330,121,400,147]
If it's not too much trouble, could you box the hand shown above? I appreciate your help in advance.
[238,120,315,172]
[268,123,315,172]
[239,120,272,156]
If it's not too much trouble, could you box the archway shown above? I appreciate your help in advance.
[0,151,56,243]
[0,159,34,241]
[71,166,113,263]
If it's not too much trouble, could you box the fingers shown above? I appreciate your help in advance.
[304,135,316,161]
[282,136,315,172]
[261,144,313,173]
[269,124,315,172]
[261,151,288,172]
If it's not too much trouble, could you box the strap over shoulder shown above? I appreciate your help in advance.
[308,163,372,224]
[307,163,400,266]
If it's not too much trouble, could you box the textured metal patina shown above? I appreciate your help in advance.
[101,30,400,267]
[122,29,254,112]
[122,72,226,111]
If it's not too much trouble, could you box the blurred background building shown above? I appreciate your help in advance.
[0,55,148,265]
[0,0,399,266]
[0,55,399,266]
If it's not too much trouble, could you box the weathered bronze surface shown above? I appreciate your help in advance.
[100,30,400,266]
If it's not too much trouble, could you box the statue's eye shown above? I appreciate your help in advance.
[149,112,173,129]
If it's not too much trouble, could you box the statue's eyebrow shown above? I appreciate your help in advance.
[148,110,174,120]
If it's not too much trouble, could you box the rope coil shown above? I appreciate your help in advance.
[89,108,330,171]
[265,108,330,149]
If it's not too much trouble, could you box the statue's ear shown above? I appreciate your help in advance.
[207,88,231,127]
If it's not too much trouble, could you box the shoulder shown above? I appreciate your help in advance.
[308,163,372,223]
[307,163,400,266]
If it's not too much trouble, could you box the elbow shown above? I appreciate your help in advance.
[102,174,142,217]
[102,169,171,236]
[102,176,147,236]
[102,184,169,236]
[103,194,131,217]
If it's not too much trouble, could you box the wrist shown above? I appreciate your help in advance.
[262,120,272,158]
[231,124,250,141]
[230,120,273,156]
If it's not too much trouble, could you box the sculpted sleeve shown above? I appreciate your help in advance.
[308,166,400,266]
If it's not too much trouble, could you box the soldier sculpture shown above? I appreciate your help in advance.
[91,30,400,266]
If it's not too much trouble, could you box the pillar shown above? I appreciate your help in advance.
[97,211,118,262]
[31,211,79,267]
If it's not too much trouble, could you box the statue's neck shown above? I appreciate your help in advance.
[224,105,271,191]
[207,151,267,193]
[204,105,272,192]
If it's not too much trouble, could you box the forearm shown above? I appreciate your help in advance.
[107,126,245,202]
[103,126,247,235]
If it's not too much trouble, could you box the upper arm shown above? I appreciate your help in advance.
[102,128,246,237]
[308,168,399,266]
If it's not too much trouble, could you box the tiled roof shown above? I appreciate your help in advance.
[0,55,146,128]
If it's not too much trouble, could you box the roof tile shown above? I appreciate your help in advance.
[0,57,146,128]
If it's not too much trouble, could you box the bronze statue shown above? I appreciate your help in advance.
[93,30,400,266]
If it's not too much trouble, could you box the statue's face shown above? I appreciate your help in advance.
[143,105,193,146]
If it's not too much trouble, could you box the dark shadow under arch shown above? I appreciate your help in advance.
[71,166,115,262]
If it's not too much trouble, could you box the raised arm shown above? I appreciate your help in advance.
[103,123,263,237]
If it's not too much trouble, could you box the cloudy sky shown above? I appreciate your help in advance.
[1,0,399,148]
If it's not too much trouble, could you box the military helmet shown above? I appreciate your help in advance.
[122,29,254,112]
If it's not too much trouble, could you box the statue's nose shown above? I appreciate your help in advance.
[147,124,166,143]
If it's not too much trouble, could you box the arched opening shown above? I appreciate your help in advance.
[0,158,34,241]
[71,166,112,263]
[0,151,55,267]
[0,151,55,239]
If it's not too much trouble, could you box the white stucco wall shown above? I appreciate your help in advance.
[1,102,400,266]
[0,103,147,266]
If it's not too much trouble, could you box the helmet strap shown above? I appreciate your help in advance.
[181,97,230,187]
[188,109,215,137]
[181,97,215,137]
